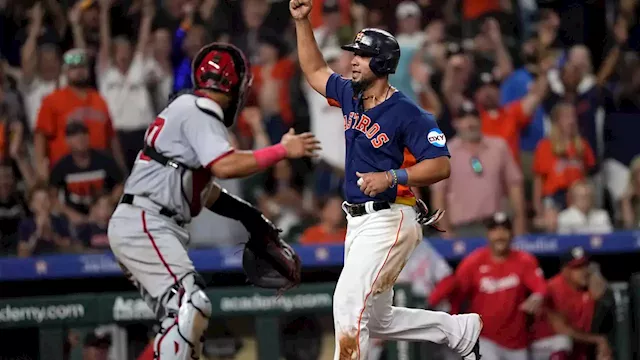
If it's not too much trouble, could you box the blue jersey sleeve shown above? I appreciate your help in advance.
[325,73,353,108]
[403,113,450,161]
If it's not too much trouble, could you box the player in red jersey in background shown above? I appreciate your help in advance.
[430,212,547,359]
[529,247,612,360]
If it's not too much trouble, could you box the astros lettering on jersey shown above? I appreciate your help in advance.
[326,73,450,203]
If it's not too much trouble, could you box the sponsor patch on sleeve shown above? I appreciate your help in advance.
[427,128,446,147]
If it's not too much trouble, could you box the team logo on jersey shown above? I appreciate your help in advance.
[344,112,389,148]
[427,128,446,148]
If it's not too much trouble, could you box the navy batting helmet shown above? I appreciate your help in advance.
[341,28,401,77]
[191,43,253,127]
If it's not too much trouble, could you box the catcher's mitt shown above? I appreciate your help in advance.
[242,215,301,292]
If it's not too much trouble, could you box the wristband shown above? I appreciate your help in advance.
[395,169,409,185]
[388,170,398,188]
[254,144,287,169]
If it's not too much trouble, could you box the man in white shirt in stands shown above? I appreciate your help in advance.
[19,2,64,130]
[312,0,342,52]
[96,0,156,170]
[557,180,613,235]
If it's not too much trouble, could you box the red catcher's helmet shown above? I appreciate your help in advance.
[191,43,253,127]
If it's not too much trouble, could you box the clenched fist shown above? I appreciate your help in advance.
[290,0,312,20]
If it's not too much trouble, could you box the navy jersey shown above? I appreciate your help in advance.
[326,73,450,204]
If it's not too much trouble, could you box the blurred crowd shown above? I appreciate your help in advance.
[0,0,639,258]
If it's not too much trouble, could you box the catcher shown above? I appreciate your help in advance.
[108,43,317,360]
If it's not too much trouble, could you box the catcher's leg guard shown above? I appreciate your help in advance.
[154,272,211,360]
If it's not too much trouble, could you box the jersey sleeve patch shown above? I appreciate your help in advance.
[427,128,447,148]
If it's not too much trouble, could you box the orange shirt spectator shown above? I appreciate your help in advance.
[300,195,346,245]
[533,102,595,211]
[476,72,546,164]
[300,225,347,245]
[252,57,296,126]
[533,138,595,197]
[36,86,115,167]
[480,101,530,163]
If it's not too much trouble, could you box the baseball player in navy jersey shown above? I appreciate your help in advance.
[108,43,319,359]
[290,1,483,359]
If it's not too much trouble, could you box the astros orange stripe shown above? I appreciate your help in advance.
[355,210,405,359]
[396,148,417,199]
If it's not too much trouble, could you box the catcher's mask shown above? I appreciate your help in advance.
[191,43,252,127]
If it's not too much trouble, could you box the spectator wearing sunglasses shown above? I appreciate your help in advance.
[431,101,526,238]
[532,102,596,216]
[34,48,127,182]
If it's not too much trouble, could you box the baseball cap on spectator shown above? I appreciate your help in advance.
[65,121,89,136]
[485,212,512,230]
[323,0,340,14]
[476,72,500,88]
[561,246,590,268]
[457,100,479,117]
[84,331,111,348]
[396,1,421,19]
[63,48,89,68]
[445,42,465,57]
[468,71,500,96]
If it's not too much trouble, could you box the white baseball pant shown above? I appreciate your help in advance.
[334,203,482,360]
[109,202,211,360]
[479,337,528,360]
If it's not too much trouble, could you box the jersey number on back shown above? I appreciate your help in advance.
[139,117,166,161]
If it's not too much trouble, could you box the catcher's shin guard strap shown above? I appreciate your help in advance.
[207,188,263,228]
[155,273,211,360]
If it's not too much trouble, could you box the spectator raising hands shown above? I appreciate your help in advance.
[20,1,62,131]
[96,0,156,170]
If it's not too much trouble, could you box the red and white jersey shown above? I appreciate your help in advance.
[531,274,595,360]
[454,247,547,349]
[123,93,233,223]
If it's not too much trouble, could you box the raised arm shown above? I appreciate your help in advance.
[290,0,333,96]
[43,0,68,38]
[135,0,155,55]
[484,18,513,80]
[97,0,113,75]
[68,1,88,50]
[21,2,45,86]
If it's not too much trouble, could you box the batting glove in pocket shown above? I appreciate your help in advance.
[415,199,446,232]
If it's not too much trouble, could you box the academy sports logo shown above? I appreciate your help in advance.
[427,128,446,148]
